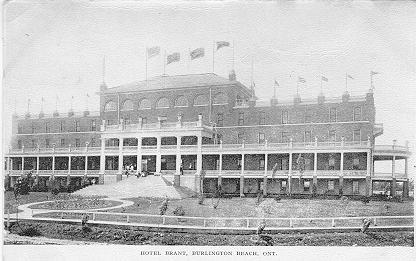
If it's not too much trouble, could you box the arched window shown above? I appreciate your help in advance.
[174,96,188,107]
[104,101,117,111]
[213,92,228,105]
[121,99,134,111]
[156,97,170,108]
[138,99,151,110]
[193,94,208,106]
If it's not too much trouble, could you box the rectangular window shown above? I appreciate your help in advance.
[304,111,311,123]
[259,159,265,170]
[45,139,50,148]
[238,112,244,126]
[353,107,361,121]
[329,107,337,122]
[60,139,65,147]
[91,120,97,131]
[303,180,310,192]
[124,115,131,125]
[282,110,288,124]
[352,181,359,194]
[281,180,287,191]
[75,120,80,132]
[328,180,335,191]
[329,130,336,142]
[329,156,335,168]
[75,139,81,147]
[142,117,147,125]
[217,113,223,127]
[281,132,289,143]
[31,123,35,134]
[237,133,244,144]
[304,131,312,143]
[31,139,36,148]
[259,111,265,125]
[60,121,65,132]
[353,158,360,170]
[18,124,23,134]
[17,140,22,149]
[353,129,361,142]
[258,132,265,144]
[45,122,50,133]
[91,138,96,147]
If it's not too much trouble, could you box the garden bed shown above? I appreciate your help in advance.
[29,198,122,210]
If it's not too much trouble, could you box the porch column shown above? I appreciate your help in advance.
[366,151,372,196]
[405,157,408,178]
[68,156,72,175]
[174,136,181,174]
[240,154,245,197]
[263,153,268,196]
[52,156,55,177]
[391,155,396,196]
[313,152,318,194]
[36,156,40,175]
[196,135,203,174]
[340,152,344,196]
[340,152,344,176]
[137,136,142,174]
[288,153,293,195]
[118,138,124,175]
[100,138,106,174]
[84,156,88,176]
[219,154,223,176]
[21,156,24,170]
[156,136,162,173]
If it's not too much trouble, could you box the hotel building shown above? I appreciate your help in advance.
[4,72,411,197]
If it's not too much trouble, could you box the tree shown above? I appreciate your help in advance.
[13,171,34,199]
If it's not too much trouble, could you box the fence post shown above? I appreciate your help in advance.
[126,215,130,223]
[289,219,293,228]
[203,219,207,227]
[162,216,166,225]
[246,219,249,228]
[31,209,34,217]
[7,209,10,229]
[331,218,335,227]
[93,213,96,221]
[60,212,64,219]
[373,218,377,226]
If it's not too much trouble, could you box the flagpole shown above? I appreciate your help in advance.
[41,97,44,112]
[145,47,148,82]
[163,50,166,76]
[102,56,106,83]
[187,48,190,72]
[273,80,276,99]
[345,73,347,93]
[296,80,299,96]
[212,41,215,73]
[232,40,235,71]
[370,71,373,90]
[320,77,323,94]
[55,96,58,112]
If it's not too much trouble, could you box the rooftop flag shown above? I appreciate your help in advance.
[298,77,306,83]
[321,76,328,82]
[371,71,379,75]
[274,80,279,86]
[147,46,160,59]
[167,52,180,64]
[216,41,230,50]
[190,48,205,60]
[347,74,354,80]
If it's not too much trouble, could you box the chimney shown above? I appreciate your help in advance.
[228,70,236,81]
[342,91,350,103]
[293,94,301,105]
[318,93,325,104]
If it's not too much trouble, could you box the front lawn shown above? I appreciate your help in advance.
[101,197,414,218]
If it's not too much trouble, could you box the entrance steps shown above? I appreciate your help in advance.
[73,176,187,199]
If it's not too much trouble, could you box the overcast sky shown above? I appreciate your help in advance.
[2,0,415,176]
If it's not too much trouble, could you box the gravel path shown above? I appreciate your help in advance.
[3,231,108,245]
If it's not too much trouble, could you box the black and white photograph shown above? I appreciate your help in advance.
[2,0,415,260]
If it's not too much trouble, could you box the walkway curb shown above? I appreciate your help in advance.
[4,217,414,235]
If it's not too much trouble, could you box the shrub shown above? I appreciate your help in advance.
[274,195,281,202]
[391,195,403,203]
[361,196,371,205]
[159,198,168,215]
[18,226,42,237]
[172,206,185,216]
